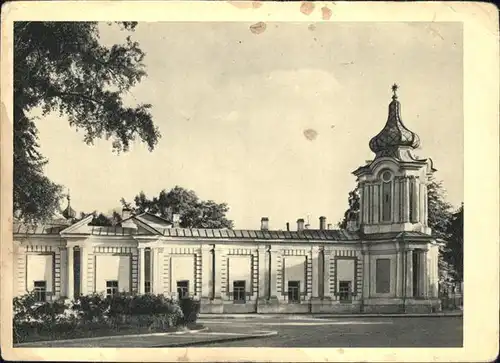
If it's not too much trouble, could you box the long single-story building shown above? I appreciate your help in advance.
[13,87,442,313]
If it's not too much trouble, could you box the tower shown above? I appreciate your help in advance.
[353,84,436,235]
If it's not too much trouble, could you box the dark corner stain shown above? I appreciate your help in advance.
[321,6,332,20]
[303,128,318,141]
[250,22,266,35]
[300,2,315,16]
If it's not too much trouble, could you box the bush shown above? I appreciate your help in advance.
[13,292,196,343]
[178,297,200,325]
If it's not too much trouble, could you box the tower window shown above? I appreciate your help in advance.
[382,179,392,222]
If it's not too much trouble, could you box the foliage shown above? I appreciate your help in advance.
[443,204,463,281]
[14,21,160,223]
[122,186,234,229]
[178,297,201,324]
[13,292,195,344]
[338,186,360,229]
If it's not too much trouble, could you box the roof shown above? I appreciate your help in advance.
[363,231,433,241]
[13,223,67,235]
[159,228,359,241]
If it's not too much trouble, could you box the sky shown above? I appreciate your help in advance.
[35,22,463,230]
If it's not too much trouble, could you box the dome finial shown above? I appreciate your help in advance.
[391,83,399,100]
[62,188,77,220]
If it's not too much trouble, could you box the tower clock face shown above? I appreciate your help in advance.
[381,170,392,182]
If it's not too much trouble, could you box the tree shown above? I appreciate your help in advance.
[338,186,360,229]
[443,204,463,281]
[121,186,234,229]
[14,22,160,223]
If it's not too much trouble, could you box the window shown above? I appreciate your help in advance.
[375,259,391,293]
[73,247,81,299]
[144,248,151,293]
[288,281,300,303]
[382,179,392,222]
[34,281,47,302]
[177,280,189,299]
[106,280,119,298]
[233,280,246,303]
[339,281,352,302]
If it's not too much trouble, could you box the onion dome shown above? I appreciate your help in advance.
[369,84,420,159]
[62,191,77,220]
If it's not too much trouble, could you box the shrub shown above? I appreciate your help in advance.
[72,293,109,323]
[178,297,200,325]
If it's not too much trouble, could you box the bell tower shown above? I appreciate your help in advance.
[353,84,436,235]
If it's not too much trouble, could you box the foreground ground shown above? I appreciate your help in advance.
[15,315,463,348]
[198,315,463,347]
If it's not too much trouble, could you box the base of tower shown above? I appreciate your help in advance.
[361,297,441,314]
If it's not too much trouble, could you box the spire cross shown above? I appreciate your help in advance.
[391,83,399,99]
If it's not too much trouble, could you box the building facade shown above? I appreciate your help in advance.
[13,87,442,314]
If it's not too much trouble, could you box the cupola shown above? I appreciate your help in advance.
[369,84,420,159]
[62,190,77,220]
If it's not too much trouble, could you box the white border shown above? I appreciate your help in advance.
[1,1,499,362]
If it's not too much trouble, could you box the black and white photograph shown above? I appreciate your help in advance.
[1,1,498,362]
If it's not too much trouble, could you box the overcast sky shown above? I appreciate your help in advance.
[35,21,463,230]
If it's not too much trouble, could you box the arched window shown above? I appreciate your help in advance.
[381,170,392,222]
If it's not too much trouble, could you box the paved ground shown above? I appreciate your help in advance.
[198,315,463,347]
[16,315,463,348]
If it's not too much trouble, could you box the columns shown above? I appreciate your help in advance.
[403,177,410,223]
[257,246,268,299]
[67,246,74,299]
[359,183,365,225]
[214,247,223,299]
[423,185,428,225]
[362,246,370,298]
[419,182,426,224]
[201,245,213,299]
[405,249,413,298]
[311,247,320,298]
[393,177,400,223]
[418,249,428,298]
[139,248,145,294]
[154,248,163,294]
[373,184,380,224]
[269,249,279,299]
[411,177,420,223]
[363,183,370,224]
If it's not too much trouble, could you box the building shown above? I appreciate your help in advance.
[12,86,442,314]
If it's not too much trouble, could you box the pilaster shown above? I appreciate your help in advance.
[393,177,400,223]
[201,245,213,299]
[139,248,145,294]
[257,245,268,300]
[311,246,320,298]
[67,246,74,299]
[403,177,410,222]
[405,249,413,298]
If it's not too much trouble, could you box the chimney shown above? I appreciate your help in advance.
[122,207,132,220]
[261,217,269,231]
[297,218,305,231]
[327,223,332,230]
[286,222,290,231]
[172,213,181,228]
[319,216,326,230]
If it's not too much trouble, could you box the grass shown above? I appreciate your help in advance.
[14,322,204,344]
